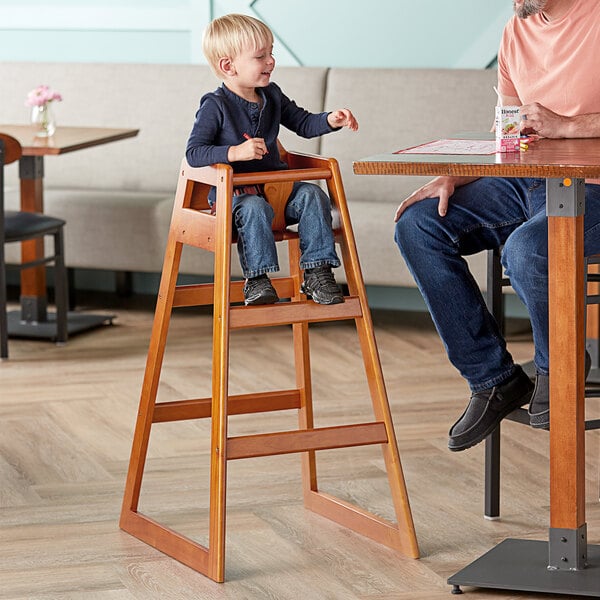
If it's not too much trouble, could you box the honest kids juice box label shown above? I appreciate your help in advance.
[495,106,520,152]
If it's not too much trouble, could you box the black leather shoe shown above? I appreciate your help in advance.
[528,350,592,430]
[448,365,534,452]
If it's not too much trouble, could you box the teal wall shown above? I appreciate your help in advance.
[0,0,512,68]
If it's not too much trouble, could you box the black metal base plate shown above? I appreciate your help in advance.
[7,310,115,340]
[448,539,600,596]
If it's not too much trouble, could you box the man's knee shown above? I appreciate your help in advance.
[394,201,435,251]
[502,227,547,281]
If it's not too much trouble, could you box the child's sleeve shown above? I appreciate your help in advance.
[279,88,332,139]
[185,96,231,167]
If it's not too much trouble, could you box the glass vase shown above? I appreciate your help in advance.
[30,103,56,137]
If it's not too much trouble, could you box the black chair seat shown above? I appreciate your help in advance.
[5,210,66,242]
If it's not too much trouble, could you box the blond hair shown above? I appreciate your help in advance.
[202,14,274,75]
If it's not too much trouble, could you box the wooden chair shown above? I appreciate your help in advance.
[0,133,68,359]
[119,148,419,582]
[483,246,600,519]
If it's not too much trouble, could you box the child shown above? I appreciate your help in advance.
[186,13,358,306]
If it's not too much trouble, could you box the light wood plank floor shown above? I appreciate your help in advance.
[1,294,599,600]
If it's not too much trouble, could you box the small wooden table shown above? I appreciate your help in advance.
[0,124,139,339]
[354,135,600,597]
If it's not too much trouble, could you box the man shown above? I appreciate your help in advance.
[394,0,600,451]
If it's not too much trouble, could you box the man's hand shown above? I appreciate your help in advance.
[327,109,359,131]
[394,176,459,221]
[519,102,568,138]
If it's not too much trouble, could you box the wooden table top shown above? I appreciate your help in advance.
[0,124,139,156]
[353,134,600,179]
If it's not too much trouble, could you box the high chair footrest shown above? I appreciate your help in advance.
[230,297,362,329]
[227,422,388,460]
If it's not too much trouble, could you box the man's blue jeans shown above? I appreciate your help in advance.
[395,177,600,392]
[232,181,340,278]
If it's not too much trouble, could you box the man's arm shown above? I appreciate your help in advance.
[520,102,600,139]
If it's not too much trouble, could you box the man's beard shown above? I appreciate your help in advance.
[514,0,547,18]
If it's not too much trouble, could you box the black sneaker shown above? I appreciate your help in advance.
[448,365,534,452]
[243,274,279,306]
[528,350,592,430]
[300,266,344,305]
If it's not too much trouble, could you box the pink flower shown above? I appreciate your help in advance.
[25,85,63,107]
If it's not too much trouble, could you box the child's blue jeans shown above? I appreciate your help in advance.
[232,181,340,279]
[395,176,600,391]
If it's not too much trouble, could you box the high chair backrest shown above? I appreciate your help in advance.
[261,140,293,230]
[263,180,294,230]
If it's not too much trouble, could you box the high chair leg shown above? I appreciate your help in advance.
[206,171,234,581]
[288,237,319,495]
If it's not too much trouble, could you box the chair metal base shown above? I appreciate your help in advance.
[448,538,600,597]
[7,309,114,340]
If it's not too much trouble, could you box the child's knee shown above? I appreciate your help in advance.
[234,194,274,224]
[288,182,330,214]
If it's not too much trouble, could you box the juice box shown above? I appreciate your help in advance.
[495,106,520,152]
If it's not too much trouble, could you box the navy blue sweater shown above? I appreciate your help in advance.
[185,82,334,173]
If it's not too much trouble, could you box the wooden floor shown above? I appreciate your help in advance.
[1,293,599,600]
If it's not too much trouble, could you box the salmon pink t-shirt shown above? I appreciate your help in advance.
[498,0,600,115]
[497,0,600,182]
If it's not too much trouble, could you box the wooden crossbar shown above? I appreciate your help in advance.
[233,167,331,185]
[226,422,388,460]
[121,512,210,574]
[172,278,297,308]
[152,390,302,422]
[229,297,362,329]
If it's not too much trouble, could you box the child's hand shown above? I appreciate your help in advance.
[228,136,269,162]
[327,109,359,131]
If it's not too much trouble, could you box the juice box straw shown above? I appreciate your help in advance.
[493,86,502,106]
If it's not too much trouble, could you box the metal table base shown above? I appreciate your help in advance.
[7,310,114,340]
[448,539,600,596]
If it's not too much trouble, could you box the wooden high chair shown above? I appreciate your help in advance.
[119,147,419,582]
